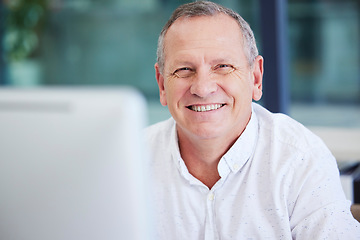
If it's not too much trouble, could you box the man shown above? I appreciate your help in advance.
[145,1,360,239]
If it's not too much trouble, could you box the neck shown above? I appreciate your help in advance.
[177,128,240,189]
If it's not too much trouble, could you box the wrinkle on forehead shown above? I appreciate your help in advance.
[163,14,245,67]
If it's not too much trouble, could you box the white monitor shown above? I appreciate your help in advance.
[0,87,152,240]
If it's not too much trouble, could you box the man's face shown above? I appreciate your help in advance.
[155,14,263,142]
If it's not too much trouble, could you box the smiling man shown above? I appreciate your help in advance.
[145,1,360,239]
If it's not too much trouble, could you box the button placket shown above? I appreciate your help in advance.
[205,190,219,240]
[208,192,215,201]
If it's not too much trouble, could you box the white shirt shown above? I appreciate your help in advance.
[145,103,360,239]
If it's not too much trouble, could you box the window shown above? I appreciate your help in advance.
[288,0,360,127]
[1,0,359,127]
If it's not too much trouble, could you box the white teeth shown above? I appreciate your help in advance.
[191,104,223,112]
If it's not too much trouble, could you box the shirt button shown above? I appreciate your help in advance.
[208,192,215,201]
[233,164,240,171]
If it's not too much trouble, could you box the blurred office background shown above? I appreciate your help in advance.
[0,0,359,128]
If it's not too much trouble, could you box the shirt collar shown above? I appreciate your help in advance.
[169,107,259,180]
[169,119,194,182]
[221,106,259,174]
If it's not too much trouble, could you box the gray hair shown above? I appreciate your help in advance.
[156,1,259,73]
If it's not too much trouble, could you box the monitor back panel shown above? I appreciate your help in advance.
[0,88,151,240]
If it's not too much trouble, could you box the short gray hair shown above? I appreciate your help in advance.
[156,1,259,73]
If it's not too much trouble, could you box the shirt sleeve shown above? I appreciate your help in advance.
[292,200,360,239]
[289,143,360,239]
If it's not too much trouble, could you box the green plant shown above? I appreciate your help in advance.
[3,0,47,61]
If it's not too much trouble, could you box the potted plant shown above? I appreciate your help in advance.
[3,0,48,85]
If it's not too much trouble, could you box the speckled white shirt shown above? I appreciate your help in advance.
[145,103,360,239]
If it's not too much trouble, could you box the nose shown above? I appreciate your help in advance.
[189,69,218,98]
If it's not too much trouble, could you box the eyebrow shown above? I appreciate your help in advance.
[171,59,195,66]
[171,57,237,68]
[209,57,238,65]
[168,61,196,73]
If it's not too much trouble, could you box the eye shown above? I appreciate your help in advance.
[218,64,231,68]
[173,67,195,78]
[213,64,236,75]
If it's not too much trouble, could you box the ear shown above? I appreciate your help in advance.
[155,63,168,106]
[252,55,264,101]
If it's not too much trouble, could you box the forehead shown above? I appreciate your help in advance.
[163,14,245,64]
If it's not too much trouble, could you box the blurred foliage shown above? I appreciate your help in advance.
[3,0,47,61]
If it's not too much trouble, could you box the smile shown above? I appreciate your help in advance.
[188,104,225,112]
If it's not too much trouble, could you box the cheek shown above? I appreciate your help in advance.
[221,73,253,101]
[164,79,189,105]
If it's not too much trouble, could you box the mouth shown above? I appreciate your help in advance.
[187,104,225,112]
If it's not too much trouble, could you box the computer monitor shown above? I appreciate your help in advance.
[0,87,152,240]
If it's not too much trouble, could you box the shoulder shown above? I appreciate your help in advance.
[252,102,327,152]
[144,117,175,146]
[252,103,339,192]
